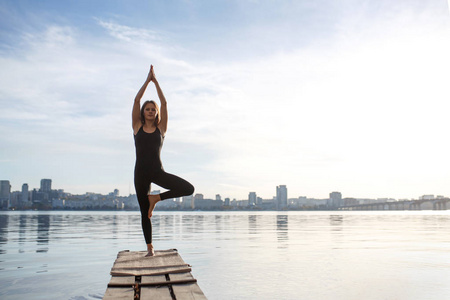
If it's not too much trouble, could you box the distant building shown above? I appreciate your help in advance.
[420,195,434,200]
[357,198,380,204]
[260,198,276,210]
[289,196,328,208]
[377,198,396,202]
[276,185,288,209]
[40,179,52,193]
[194,198,223,210]
[236,200,248,207]
[32,188,48,206]
[0,180,11,198]
[342,198,358,206]
[216,194,221,201]
[157,199,178,209]
[0,180,11,209]
[10,191,22,208]
[328,191,342,207]
[52,198,65,209]
[21,183,29,205]
[248,192,257,206]
[256,197,263,206]
[182,195,194,209]
[224,198,230,206]
[120,194,139,210]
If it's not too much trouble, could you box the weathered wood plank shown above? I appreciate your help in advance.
[170,273,207,300]
[102,287,134,300]
[108,279,198,288]
[172,283,207,300]
[108,276,135,285]
[141,275,167,283]
[141,286,172,299]
[111,249,191,276]
[170,273,194,281]
[111,266,192,277]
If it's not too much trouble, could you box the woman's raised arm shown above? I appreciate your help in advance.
[150,67,168,136]
[132,65,153,134]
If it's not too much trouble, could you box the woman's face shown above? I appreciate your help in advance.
[144,103,157,121]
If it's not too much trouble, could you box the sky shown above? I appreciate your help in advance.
[1,0,449,200]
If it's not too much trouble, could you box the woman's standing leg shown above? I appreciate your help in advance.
[134,172,155,255]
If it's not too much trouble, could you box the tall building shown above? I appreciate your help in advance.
[276,185,288,209]
[215,194,221,201]
[0,180,11,209]
[248,192,257,206]
[21,183,29,205]
[40,179,52,193]
[329,191,342,207]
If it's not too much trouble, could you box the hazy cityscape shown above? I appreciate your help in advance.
[1,178,448,211]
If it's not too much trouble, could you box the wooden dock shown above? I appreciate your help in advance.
[103,249,207,300]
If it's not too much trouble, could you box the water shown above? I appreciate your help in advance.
[1,211,450,300]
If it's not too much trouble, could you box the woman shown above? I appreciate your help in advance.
[132,65,194,256]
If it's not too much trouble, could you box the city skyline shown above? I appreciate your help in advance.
[2,176,448,213]
[1,177,446,204]
[1,1,450,200]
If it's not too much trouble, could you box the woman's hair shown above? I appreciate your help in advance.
[140,100,161,126]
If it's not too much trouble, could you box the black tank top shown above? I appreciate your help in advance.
[134,126,164,173]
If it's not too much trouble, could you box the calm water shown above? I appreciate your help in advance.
[1,210,450,299]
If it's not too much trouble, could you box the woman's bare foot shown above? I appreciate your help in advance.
[145,244,155,257]
[148,194,161,218]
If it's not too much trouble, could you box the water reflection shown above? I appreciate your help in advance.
[214,215,223,234]
[156,215,177,240]
[36,215,49,253]
[329,214,344,231]
[111,214,118,240]
[19,215,27,253]
[0,214,7,255]
[276,215,288,244]
[248,215,258,234]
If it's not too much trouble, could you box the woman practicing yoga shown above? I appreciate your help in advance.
[132,65,194,256]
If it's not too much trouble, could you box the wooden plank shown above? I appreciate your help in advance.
[141,275,167,283]
[111,249,191,276]
[170,273,194,281]
[111,266,193,276]
[172,283,207,300]
[170,273,208,300]
[108,276,135,285]
[102,287,134,300]
[108,279,198,288]
[141,286,172,300]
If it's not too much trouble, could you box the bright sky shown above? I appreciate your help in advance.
[1,0,449,200]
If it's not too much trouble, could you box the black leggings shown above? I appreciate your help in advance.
[134,169,194,244]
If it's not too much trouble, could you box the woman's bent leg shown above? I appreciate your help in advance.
[153,171,195,200]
